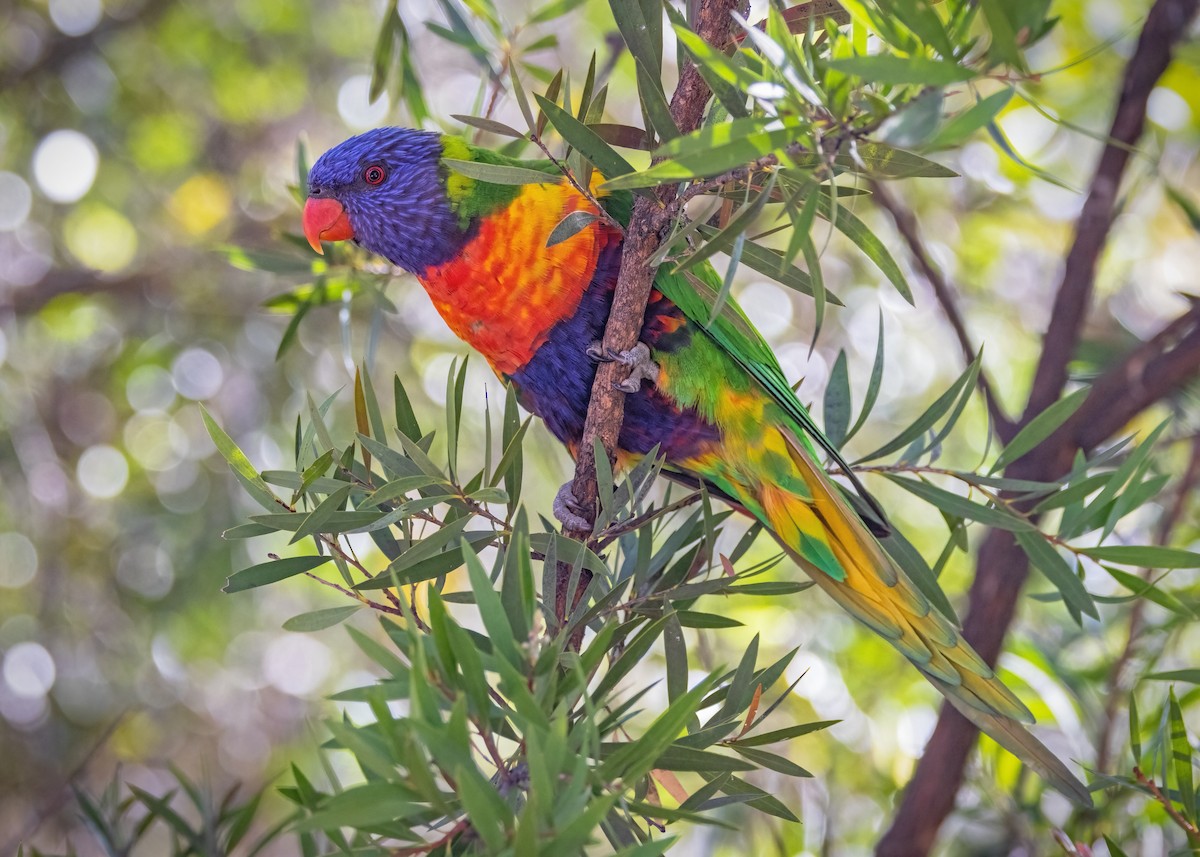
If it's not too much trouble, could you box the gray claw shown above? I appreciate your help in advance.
[608,342,659,392]
[586,341,611,363]
[553,482,593,533]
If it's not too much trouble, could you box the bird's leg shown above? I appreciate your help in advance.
[553,482,593,534]
[606,342,659,393]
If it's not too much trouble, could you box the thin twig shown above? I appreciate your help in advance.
[1134,766,1200,841]
[868,179,1014,439]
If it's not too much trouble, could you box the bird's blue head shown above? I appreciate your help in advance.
[303,127,465,273]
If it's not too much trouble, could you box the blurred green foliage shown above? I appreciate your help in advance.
[1,0,1199,854]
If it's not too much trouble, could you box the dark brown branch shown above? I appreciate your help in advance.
[877,281,1200,857]
[867,179,1014,440]
[557,0,746,627]
[878,1,1199,852]
[1022,0,1199,421]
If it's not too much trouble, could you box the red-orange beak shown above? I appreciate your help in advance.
[302,197,355,255]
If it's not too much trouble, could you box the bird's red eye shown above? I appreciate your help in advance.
[363,165,386,185]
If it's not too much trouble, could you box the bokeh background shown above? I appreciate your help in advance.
[1,0,1198,853]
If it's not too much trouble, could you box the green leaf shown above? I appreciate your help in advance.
[603,122,800,190]
[357,531,495,589]
[593,616,672,701]
[693,229,834,301]
[731,719,839,747]
[291,782,422,831]
[826,54,976,85]
[219,245,314,274]
[608,0,661,86]
[671,20,751,118]
[602,674,718,782]
[886,475,1036,532]
[454,763,510,851]
[546,210,599,247]
[664,611,688,705]
[368,2,398,103]
[824,350,851,449]
[534,94,635,178]
[450,113,525,139]
[224,556,331,593]
[200,405,278,512]
[1169,688,1196,821]
[1104,836,1133,857]
[855,355,978,463]
[676,611,743,629]
[730,745,813,777]
[604,743,754,772]
[282,605,361,631]
[722,580,813,596]
[930,87,1014,149]
[251,509,385,534]
[793,141,957,179]
[1129,693,1141,766]
[676,173,777,280]
[464,544,522,668]
[634,57,679,142]
[815,191,913,303]
[880,524,958,623]
[712,634,759,724]
[1146,670,1200,683]
[442,157,561,185]
[508,64,537,132]
[844,310,885,443]
[290,484,352,544]
[1014,530,1098,621]
[991,388,1088,473]
[1102,566,1194,618]
[1081,544,1200,569]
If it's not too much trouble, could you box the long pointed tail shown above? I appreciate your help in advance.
[752,430,1092,806]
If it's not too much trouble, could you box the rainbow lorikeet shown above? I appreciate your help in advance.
[301,127,1091,805]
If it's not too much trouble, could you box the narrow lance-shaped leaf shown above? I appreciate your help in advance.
[534,94,635,178]
[201,405,279,512]
[991,387,1088,473]
[1014,529,1098,622]
[442,158,562,185]
[1169,688,1196,821]
[283,605,361,632]
[1079,545,1200,570]
[451,113,526,139]
[224,556,332,594]
[844,309,885,443]
[814,190,913,304]
[855,353,980,463]
[290,484,353,544]
[547,211,599,247]
[826,55,977,85]
[930,87,1014,149]
[824,350,851,449]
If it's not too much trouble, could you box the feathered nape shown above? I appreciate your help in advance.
[306,128,466,273]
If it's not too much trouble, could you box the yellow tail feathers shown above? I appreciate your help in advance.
[750,429,1093,806]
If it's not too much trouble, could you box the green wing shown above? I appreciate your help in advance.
[652,260,890,532]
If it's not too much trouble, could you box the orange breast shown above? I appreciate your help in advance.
[418,182,615,376]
